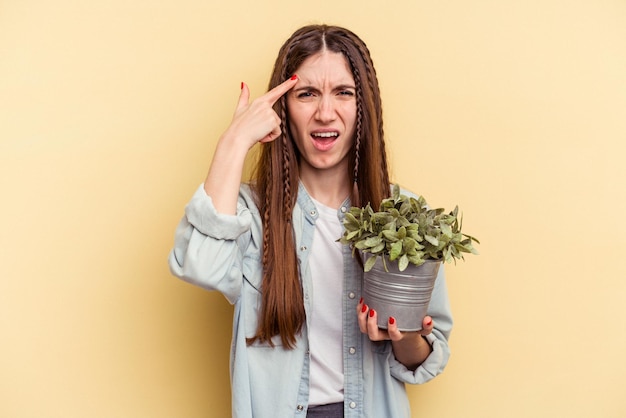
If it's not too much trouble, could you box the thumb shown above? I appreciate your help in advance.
[236,82,250,112]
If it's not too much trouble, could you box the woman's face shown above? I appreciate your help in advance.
[287,51,357,179]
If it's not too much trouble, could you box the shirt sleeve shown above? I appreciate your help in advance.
[167,184,257,304]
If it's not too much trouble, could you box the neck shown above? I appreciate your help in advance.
[299,167,351,209]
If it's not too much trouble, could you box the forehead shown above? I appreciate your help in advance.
[295,51,354,85]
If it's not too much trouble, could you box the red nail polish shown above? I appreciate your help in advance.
[425,318,433,326]
[361,304,367,313]
[369,309,375,318]
[290,74,298,80]
[389,317,395,325]
[240,82,244,89]
[359,297,363,305]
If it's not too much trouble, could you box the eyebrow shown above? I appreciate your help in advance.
[293,84,356,92]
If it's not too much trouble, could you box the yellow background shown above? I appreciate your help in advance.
[2,1,625,417]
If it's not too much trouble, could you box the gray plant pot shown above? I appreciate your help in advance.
[363,257,441,331]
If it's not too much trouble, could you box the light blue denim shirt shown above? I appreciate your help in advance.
[168,183,453,418]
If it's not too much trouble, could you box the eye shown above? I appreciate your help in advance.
[297,91,316,98]
[338,90,355,96]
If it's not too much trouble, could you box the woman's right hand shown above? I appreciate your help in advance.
[223,75,298,149]
[203,75,298,214]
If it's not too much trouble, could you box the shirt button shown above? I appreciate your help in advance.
[349,347,356,354]
[340,206,347,213]
[310,210,317,216]
[300,246,307,251]
[348,292,356,299]
[297,405,304,411]
[349,401,357,409]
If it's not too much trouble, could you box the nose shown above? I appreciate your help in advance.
[315,96,337,123]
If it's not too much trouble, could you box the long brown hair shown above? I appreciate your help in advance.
[249,25,391,348]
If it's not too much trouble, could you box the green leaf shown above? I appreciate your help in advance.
[408,254,425,266]
[354,241,369,250]
[424,235,439,246]
[343,212,360,229]
[345,230,361,241]
[364,236,382,247]
[371,242,386,253]
[364,256,378,272]
[403,237,417,252]
[389,240,403,260]
[382,230,399,241]
[382,220,397,232]
[391,184,401,200]
[440,221,453,238]
[399,200,411,216]
[398,254,409,271]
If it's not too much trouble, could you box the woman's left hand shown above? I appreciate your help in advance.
[357,298,434,369]
[356,298,433,342]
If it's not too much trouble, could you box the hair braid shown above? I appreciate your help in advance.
[352,36,390,204]
[261,188,271,267]
[280,97,293,221]
[362,62,390,185]
[345,51,364,207]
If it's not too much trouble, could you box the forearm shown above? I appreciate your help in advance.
[203,134,250,215]
[391,333,433,371]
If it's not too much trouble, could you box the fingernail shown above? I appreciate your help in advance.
[290,74,298,80]
[389,316,395,325]
[240,82,244,90]
[369,309,375,318]
[426,318,433,326]
[361,304,367,313]
[359,297,363,305]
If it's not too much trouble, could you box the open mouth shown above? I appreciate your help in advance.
[311,132,339,138]
[311,131,339,151]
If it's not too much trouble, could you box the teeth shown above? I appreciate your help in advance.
[312,132,338,138]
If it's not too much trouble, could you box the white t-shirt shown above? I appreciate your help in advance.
[308,198,345,407]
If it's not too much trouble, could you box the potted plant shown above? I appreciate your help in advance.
[339,184,479,330]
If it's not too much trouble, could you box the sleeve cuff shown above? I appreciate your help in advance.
[184,184,252,240]
[389,333,451,384]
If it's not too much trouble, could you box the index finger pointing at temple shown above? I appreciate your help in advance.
[263,75,299,106]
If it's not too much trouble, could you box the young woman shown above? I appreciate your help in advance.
[169,24,453,418]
